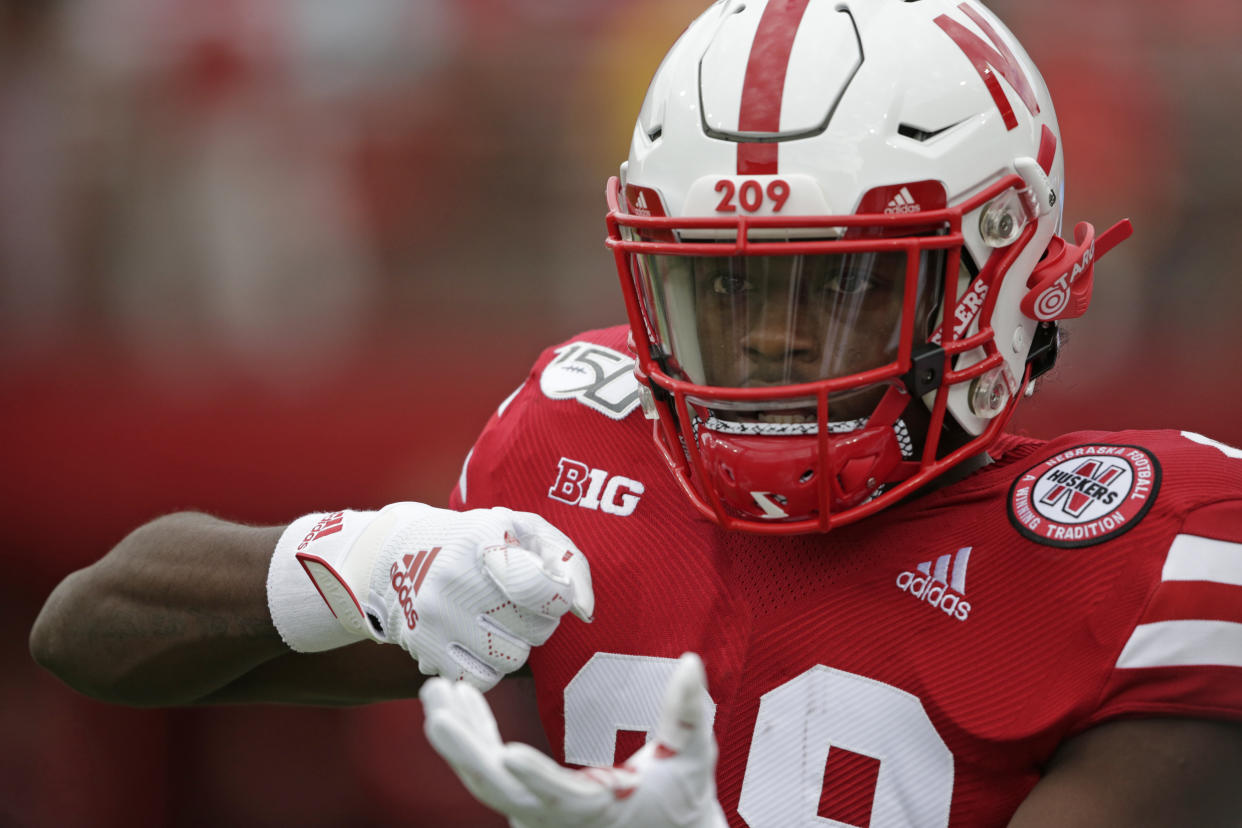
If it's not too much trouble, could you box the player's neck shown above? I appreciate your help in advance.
[940,449,994,486]
[900,449,993,504]
[898,402,996,498]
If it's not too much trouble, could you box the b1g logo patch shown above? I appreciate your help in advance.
[1008,444,1161,548]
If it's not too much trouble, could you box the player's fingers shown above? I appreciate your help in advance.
[481,545,577,645]
[482,542,572,617]
[423,708,491,775]
[454,669,505,739]
[441,641,505,691]
[655,652,713,757]
[502,742,609,805]
[418,674,452,707]
[425,713,536,813]
[513,614,559,649]
[559,546,595,623]
[470,614,538,675]
[421,682,541,814]
[503,510,596,623]
[420,678,497,742]
[419,674,487,722]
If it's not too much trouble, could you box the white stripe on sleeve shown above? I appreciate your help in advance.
[456,447,474,504]
[1161,534,1242,586]
[1115,619,1242,669]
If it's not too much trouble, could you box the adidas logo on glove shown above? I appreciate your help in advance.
[390,547,441,631]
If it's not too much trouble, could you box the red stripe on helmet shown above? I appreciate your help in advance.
[1037,124,1057,175]
[934,3,1039,132]
[736,0,812,174]
[738,143,779,174]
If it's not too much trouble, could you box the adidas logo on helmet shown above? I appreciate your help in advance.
[884,186,921,215]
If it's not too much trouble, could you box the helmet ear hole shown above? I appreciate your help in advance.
[799,469,815,483]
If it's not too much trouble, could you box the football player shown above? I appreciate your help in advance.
[31,1,1242,825]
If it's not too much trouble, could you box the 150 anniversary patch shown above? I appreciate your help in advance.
[1008,444,1161,548]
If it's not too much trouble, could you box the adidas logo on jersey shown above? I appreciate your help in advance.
[884,186,921,214]
[895,547,972,621]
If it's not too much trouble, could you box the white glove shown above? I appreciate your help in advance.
[421,652,726,828]
[283,502,593,690]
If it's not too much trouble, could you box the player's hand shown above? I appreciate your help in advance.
[296,503,593,690]
[421,652,726,828]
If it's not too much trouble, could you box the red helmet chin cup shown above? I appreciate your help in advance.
[697,421,907,520]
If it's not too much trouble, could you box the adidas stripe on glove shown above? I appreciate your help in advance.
[266,503,594,690]
[421,652,727,828]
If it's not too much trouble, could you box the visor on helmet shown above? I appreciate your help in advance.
[636,248,945,421]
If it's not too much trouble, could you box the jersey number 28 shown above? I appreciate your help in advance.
[564,653,954,827]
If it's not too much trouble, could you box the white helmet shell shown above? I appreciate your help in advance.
[623,0,1063,437]
[607,0,1128,532]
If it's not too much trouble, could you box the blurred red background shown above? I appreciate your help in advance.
[4,0,1240,825]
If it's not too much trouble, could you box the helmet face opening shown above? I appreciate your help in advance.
[637,248,946,422]
[607,175,1023,534]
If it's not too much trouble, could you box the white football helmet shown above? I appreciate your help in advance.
[606,0,1131,533]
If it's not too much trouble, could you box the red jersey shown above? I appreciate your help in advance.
[451,325,1242,827]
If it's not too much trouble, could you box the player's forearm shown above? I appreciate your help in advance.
[31,504,591,708]
[30,512,288,706]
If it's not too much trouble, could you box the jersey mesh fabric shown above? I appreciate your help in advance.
[451,325,1242,827]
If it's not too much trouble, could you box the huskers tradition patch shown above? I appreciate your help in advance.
[1008,444,1161,548]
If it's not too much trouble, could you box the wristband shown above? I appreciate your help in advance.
[267,509,377,652]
